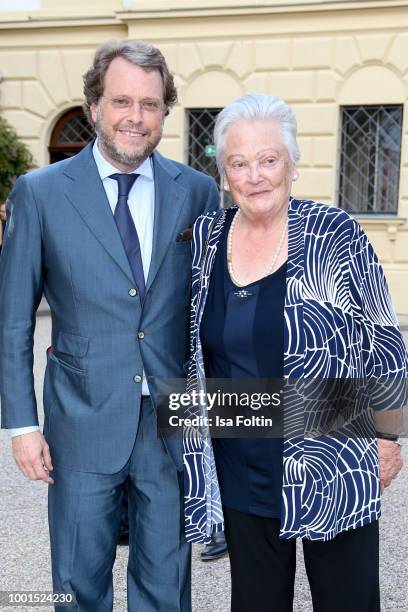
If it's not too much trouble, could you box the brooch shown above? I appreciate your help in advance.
[233,289,253,298]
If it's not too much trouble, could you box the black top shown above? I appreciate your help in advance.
[200,209,286,518]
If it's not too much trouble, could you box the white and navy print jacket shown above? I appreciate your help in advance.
[183,198,407,543]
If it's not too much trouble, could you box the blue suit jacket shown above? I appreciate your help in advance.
[0,143,219,473]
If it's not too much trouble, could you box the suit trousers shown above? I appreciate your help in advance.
[223,506,380,612]
[48,397,191,612]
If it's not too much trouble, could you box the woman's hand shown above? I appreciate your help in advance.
[378,438,403,493]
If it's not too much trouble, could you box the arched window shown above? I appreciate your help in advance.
[49,107,94,163]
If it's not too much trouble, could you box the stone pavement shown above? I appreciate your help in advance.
[0,313,407,611]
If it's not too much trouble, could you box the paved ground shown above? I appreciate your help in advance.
[0,313,407,611]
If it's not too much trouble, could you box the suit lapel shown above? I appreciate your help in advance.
[63,144,135,285]
[145,152,187,293]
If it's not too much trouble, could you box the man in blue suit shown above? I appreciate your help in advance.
[0,40,219,611]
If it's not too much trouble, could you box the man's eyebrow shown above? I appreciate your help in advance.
[107,93,161,101]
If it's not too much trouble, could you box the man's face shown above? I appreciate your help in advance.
[91,57,167,171]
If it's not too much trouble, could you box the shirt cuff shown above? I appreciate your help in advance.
[9,426,41,437]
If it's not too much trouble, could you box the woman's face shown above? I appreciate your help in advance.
[223,119,297,221]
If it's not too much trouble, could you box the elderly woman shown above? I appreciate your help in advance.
[183,94,407,612]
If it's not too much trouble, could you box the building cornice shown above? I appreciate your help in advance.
[0,16,118,28]
[118,0,408,18]
[0,0,407,29]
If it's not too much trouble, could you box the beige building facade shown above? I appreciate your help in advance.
[1,0,408,312]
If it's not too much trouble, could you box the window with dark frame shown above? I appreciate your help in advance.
[187,108,232,207]
[49,107,94,164]
[187,108,221,178]
[338,105,403,214]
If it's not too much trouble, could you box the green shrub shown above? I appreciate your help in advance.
[0,116,33,202]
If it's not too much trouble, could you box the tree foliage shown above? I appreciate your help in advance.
[0,116,33,202]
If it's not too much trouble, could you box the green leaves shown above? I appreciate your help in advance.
[0,116,33,202]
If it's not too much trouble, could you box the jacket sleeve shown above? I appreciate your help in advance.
[348,219,408,413]
[0,175,43,428]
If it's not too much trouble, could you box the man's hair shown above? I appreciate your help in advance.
[83,39,178,122]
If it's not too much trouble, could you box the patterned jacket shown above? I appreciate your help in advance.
[183,198,407,543]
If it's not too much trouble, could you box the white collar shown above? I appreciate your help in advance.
[92,138,154,181]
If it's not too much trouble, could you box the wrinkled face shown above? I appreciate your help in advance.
[223,119,297,220]
[91,57,166,171]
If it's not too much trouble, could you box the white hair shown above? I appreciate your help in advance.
[214,93,300,173]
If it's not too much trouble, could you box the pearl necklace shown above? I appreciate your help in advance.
[227,209,288,288]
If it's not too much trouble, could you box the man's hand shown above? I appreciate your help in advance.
[378,438,403,493]
[0,202,6,222]
[12,431,54,484]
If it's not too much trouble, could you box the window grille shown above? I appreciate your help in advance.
[187,108,220,177]
[338,105,403,214]
[58,114,94,144]
[187,108,232,207]
[49,107,94,163]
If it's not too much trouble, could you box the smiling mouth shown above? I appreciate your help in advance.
[117,129,147,138]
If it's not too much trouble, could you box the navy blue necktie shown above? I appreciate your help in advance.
[110,173,145,301]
